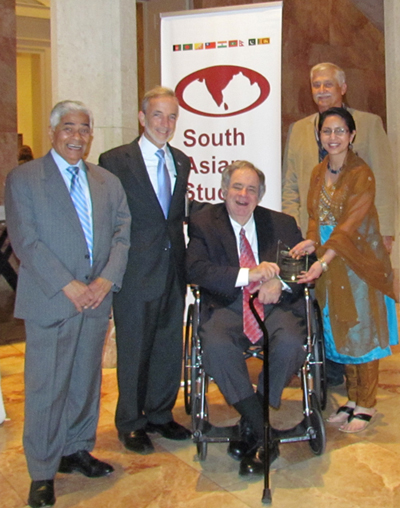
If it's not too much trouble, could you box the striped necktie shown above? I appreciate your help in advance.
[239,228,264,343]
[155,149,172,217]
[67,166,93,264]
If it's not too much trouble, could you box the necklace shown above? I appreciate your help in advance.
[327,162,342,174]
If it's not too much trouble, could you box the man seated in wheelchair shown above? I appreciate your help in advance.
[186,160,307,476]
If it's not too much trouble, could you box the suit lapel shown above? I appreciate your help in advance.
[168,145,187,219]
[86,162,107,258]
[126,139,166,218]
[42,152,85,238]
[214,204,240,266]
[254,207,277,263]
[126,139,157,191]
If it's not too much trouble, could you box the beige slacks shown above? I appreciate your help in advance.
[345,360,379,408]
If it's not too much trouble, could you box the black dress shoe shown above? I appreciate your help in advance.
[146,420,191,440]
[118,429,155,454]
[58,450,114,477]
[28,480,55,508]
[239,442,280,477]
[227,418,258,461]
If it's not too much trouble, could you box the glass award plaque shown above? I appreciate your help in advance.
[276,240,308,283]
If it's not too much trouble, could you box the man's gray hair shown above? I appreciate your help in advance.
[221,161,266,201]
[141,86,178,113]
[310,62,346,87]
[49,100,94,130]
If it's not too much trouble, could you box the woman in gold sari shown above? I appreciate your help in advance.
[290,107,398,433]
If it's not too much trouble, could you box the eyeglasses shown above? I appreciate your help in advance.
[320,127,349,136]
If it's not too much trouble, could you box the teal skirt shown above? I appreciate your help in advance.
[320,225,398,364]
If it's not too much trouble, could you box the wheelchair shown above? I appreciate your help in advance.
[183,284,327,462]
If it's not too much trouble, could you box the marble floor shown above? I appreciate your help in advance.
[1,293,400,507]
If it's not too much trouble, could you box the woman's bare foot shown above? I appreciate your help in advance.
[326,401,356,423]
[339,406,377,433]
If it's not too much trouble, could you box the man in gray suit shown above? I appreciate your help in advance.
[5,101,131,508]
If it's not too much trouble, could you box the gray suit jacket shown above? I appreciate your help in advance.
[5,151,131,325]
[282,108,395,236]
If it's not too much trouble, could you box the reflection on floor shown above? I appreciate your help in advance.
[1,300,400,506]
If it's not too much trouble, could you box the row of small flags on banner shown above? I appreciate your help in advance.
[173,38,270,51]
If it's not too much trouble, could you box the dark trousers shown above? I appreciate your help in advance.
[199,300,306,409]
[114,267,185,433]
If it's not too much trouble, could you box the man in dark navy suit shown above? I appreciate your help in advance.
[186,161,306,476]
[99,87,191,454]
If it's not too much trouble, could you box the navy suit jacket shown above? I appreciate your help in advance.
[186,203,305,321]
[99,137,190,303]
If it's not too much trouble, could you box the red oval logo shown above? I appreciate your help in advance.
[175,65,270,118]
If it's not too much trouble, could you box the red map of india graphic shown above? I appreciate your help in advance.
[199,66,261,110]
[175,65,270,117]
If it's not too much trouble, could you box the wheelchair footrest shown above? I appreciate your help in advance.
[193,423,240,442]
[279,434,311,444]
[273,419,309,443]
[273,418,320,444]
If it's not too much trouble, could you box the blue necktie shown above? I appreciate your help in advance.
[67,166,93,264]
[155,149,172,217]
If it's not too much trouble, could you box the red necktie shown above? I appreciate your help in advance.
[239,228,264,343]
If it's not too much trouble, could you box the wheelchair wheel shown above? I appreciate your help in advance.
[184,304,194,415]
[197,441,208,461]
[309,391,320,412]
[192,373,208,430]
[192,374,209,461]
[311,300,327,410]
[307,405,326,456]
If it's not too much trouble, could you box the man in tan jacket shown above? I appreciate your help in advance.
[282,62,395,254]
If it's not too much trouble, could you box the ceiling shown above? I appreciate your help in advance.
[15,0,385,32]
[17,0,49,6]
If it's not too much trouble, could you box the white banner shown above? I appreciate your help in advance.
[161,2,282,210]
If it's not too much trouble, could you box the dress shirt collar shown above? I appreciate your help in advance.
[50,148,90,200]
[229,213,256,240]
[229,213,258,261]
[50,148,85,173]
[139,135,170,159]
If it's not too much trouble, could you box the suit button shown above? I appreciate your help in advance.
[85,254,90,259]
[85,275,89,280]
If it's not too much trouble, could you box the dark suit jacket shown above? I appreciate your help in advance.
[99,137,190,302]
[5,152,131,325]
[186,203,305,322]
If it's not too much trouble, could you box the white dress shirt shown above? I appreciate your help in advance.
[138,135,177,196]
[230,213,290,292]
[229,215,258,288]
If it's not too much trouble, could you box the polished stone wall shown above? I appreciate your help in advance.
[51,0,138,164]
[192,0,387,149]
[0,0,17,204]
[384,0,400,283]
